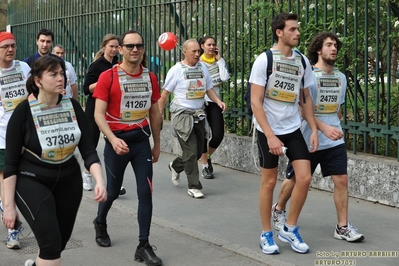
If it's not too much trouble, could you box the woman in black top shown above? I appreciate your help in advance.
[82,34,119,191]
[2,55,107,266]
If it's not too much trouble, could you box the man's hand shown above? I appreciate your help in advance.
[267,135,285,156]
[110,138,129,155]
[308,131,319,153]
[322,124,344,141]
[217,101,226,113]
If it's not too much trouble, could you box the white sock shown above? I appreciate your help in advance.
[285,224,296,231]
[202,164,209,169]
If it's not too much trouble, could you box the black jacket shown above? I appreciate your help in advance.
[83,55,119,117]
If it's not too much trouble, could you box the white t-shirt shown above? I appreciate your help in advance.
[201,58,230,102]
[249,49,314,135]
[163,62,213,110]
[0,60,31,148]
[65,61,77,98]
[301,69,346,151]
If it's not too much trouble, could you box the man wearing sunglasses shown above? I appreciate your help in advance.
[158,39,226,199]
[92,30,163,266]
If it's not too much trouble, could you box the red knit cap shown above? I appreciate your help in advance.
[0,32,15,43]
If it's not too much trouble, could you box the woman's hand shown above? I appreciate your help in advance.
[215,46,221,60]
[2,206,19,230]
[94,184,107,202]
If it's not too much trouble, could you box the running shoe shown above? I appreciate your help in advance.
[278,225,309,253]
[187,189,204,198]
[168,162,180,186]
[259,231,279,254]
[135,243,163,266]
[271,203,286,231]
[82,171,93,191]
[202,167,214,179]
[334,223,365,242]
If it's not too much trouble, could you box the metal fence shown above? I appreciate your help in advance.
[7,0,399,159]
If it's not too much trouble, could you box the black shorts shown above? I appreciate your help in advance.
[0,149,4,170]
[286,143,347,178]
[257,128,310,169]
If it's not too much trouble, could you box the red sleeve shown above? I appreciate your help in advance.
[149,72,161,104]
[92,68,115,102]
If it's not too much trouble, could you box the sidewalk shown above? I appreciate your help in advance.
[1,196,273,266]
[1,140,398,265]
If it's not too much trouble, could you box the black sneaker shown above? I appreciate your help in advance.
[119,187,127,195]
[135,243,162,266]
[202,167,214,179]
[93,218,111,247]
[207,158,213,173]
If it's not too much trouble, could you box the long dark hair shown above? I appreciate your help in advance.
[26,55,66,95]
[198,35,216,56]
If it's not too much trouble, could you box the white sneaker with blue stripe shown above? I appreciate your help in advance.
[278,225,309,253]
[259,231,279,254]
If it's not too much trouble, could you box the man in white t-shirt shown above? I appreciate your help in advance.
[52,44,78,100]
[250,12,318,254]
[0,31,31,250]
[158,39,226,199]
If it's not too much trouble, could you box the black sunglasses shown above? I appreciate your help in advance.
[122,43,145,50]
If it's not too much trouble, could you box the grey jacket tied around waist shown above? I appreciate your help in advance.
[169,100,206,142]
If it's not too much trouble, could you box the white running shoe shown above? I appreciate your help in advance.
[168,162,180,186]
[187,189,204,198]
[271,203,286,231]
[6,228,21,249]
[334,223,364,242]
[278,225,309,253]
[25,259,35,266]
[259,231,279,254]
[82,171,93,191]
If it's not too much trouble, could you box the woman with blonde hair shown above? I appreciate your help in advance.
[82,34,120,191]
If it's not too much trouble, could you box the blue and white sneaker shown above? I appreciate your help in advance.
[278,225,309,253]
[259,231,279,254]
[1,199,23,249]
[6,228,22,249]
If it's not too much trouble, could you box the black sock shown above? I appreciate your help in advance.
[139,240,149,248]
[338,224,348,229]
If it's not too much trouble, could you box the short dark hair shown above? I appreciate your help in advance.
[36,28,54,41]
[307,32,343,65]
[26,55,66,94]
[120,30,143,45]
[119,30,147,67]
[271,13,298,41]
